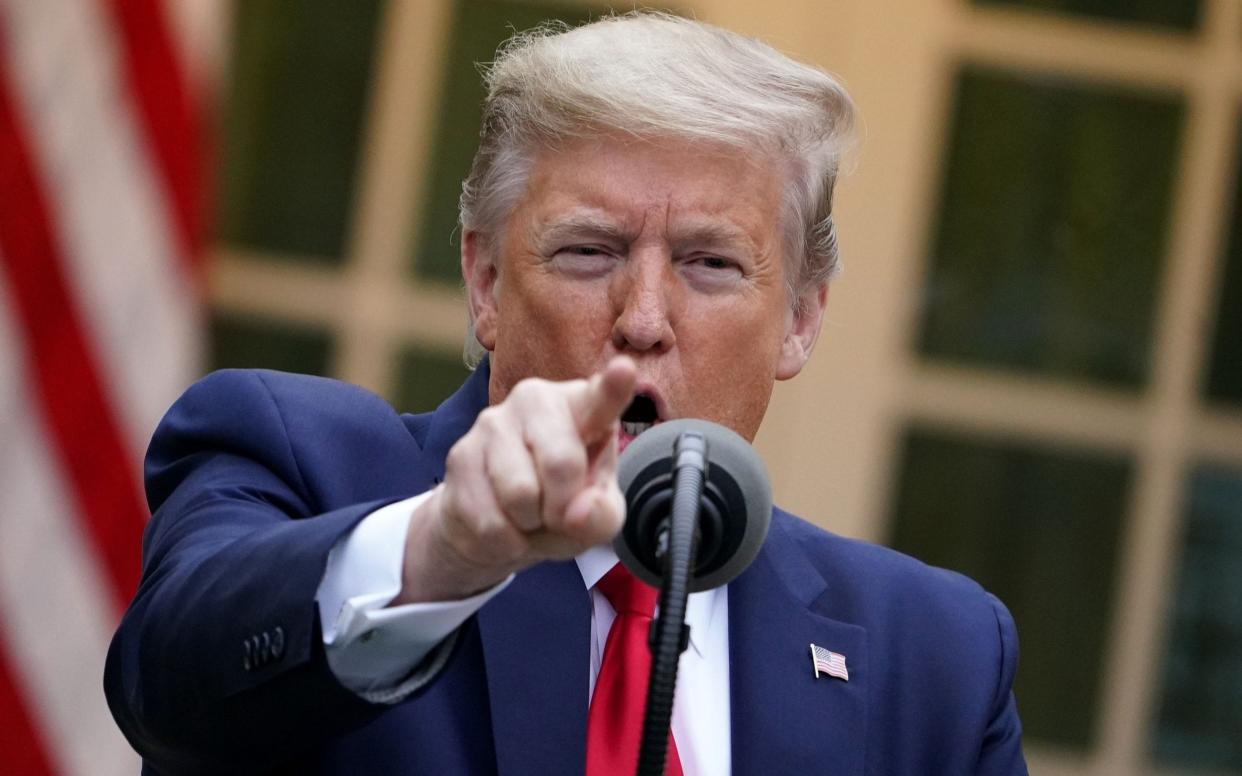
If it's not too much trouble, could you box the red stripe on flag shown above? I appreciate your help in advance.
[0,636,58,776]
[102,0,205,274]
[0,56,146,612]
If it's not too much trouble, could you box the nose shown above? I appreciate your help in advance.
[610,252,675,353]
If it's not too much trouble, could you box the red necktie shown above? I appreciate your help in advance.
[585,563,684,776]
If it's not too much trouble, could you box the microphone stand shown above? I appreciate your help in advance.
[636,432,706,776]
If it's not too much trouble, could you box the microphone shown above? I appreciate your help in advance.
[615,418,772,592]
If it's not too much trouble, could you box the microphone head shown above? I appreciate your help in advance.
[615,419,771,591]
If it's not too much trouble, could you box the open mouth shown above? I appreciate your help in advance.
[621,394,659,438]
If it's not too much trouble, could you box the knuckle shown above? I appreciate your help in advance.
[497,475,540,510]
[541,448,586,483]
[445,441,471,474]
[475,406,505,433]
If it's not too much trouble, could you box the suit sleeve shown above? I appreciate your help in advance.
[318,493,511,702]
[976,593,1029,775]
[103,370,422,774]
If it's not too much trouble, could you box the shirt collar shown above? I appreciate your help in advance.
[575,545,720,659]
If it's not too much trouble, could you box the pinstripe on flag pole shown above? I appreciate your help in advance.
[0,0,217,773]
[810,643,849,682]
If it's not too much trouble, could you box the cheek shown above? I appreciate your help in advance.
[494,274,614,378]
[693,360,776,440]
[530,281,612,343]
[683,297,788,368]
[676,300,786,435]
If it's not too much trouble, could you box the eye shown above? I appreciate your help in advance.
[685,254,742,276]
[679,254,745,291]
[552,245,617,277]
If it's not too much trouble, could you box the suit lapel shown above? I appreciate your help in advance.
[729,514,868,776]
[406,360,491,493]
[477,560,592,776]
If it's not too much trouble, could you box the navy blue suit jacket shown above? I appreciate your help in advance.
[104,363,1026,774]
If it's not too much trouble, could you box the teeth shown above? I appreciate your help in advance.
[622,421,653,437]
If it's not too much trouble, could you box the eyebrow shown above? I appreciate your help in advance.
[536,213,632,246]
[668,217,754,252]
[536,212,757,253]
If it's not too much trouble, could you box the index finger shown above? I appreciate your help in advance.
[571,356,637,440]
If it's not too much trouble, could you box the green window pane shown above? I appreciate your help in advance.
[209,312,333,376]
[411,0,599,284]
[218,0,384,262]
[1154,466,1242,771]
[972,0,1200,31]
[921,67,1183,389]
[1203,122,1242,407]
[888,428,1132,749]
[394,346,473,413]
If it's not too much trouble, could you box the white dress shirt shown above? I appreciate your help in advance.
[316,494,732,775]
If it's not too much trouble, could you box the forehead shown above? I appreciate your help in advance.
[511,135,787,244]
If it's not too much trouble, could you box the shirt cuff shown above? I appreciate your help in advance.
[315,492,513,699]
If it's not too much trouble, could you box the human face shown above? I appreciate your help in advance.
[463,135,827,445]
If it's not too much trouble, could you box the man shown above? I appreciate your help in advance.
[105,12,1027,775]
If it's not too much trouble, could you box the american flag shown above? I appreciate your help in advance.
[0,1,217,773]
[810,643,849,681]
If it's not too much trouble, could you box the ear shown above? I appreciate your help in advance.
[775,283,828,381]
[462,230,500,351]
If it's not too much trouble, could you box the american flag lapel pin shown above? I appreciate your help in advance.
[810,643,849,681]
